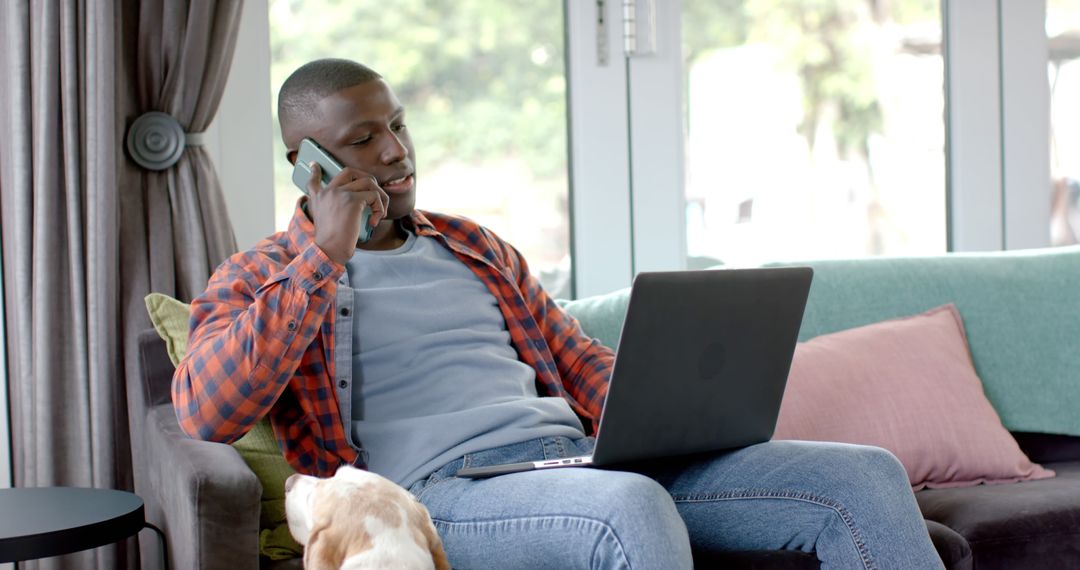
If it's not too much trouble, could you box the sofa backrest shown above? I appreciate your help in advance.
[783,246,1080,438]
[138,329,175,409]
[562,246,1080,439]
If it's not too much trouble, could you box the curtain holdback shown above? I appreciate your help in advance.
[125,111,206,171]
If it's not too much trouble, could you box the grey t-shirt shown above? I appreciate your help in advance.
[345,230,585,488]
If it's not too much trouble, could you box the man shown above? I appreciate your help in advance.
[174,58,943,569]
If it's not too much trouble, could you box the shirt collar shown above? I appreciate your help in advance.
[285,197,441,256]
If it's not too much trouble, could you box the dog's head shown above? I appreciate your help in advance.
[285,466,450,570]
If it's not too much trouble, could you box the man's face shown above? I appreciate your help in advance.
[286,79,417,220]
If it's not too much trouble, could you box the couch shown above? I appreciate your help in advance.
[130,246,1080,569]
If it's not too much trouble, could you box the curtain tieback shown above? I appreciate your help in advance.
[125,111,207,171]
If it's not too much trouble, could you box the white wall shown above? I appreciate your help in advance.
[1,234,11,570]
[202,0,275,251]
[1,252,10,490]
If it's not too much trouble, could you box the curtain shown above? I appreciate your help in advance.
[122,1,241,567]
[0,0,241,568]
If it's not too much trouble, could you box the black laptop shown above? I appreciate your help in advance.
[457,266,814,478]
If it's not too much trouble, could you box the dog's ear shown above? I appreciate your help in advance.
[303,524,346,570]
[409,499,451,570]
[427,528,452,570]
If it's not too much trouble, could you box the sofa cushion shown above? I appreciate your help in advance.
[773,304,1053,489]
[558,286,631,350]
[925,520,973,570]
[144,292,190,366]
[916,460,1080,570]
[1013,432,1080,464]
[776,245,1080,437]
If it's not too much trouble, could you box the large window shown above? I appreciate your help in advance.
[1049,0,1080,246]
[682,1,945,267]
[268,0,573,297]
[212,1,1062,298]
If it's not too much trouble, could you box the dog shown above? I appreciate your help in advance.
[285,465,451,570]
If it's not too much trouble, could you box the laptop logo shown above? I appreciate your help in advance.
[698,342,727,380]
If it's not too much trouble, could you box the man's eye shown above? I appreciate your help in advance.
[350,137,371,146]
[391,123,407,132]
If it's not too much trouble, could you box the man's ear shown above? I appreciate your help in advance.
[286,149,298,165]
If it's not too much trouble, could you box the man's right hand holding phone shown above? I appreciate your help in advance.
[306,162,390,265]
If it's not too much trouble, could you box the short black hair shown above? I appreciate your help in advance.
[278,58,382,130]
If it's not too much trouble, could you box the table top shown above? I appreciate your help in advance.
[0,487,145,562]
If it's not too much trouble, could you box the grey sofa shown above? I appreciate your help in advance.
[130,247,1080,569]
[133,330,973,569]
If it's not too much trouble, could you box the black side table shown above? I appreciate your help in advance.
[0,487,168,568]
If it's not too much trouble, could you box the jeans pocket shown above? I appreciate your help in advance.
[411,456,465,498]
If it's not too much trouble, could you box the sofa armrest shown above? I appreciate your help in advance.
[144,404,263,570]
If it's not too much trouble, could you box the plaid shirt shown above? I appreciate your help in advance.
[172,201,613,476]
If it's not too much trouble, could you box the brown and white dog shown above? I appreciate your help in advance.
[285,466,451,570]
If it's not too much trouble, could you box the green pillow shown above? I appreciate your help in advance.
[143,293,190,366]
[230,419,303,560]
[144,293,303,560]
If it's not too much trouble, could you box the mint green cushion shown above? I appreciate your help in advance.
[559,287,631,349]
[772,245,1080,437]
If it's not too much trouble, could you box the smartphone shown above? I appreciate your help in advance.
[292,137,373,243]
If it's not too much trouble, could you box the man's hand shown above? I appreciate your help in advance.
[306,162,390,264]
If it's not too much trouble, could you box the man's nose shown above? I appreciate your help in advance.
[380,132,408,164]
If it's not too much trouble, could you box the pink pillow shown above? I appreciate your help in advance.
[773,304,1054,490]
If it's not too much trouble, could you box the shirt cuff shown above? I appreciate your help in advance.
[287,243,345,293]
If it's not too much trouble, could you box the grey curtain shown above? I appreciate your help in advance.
[0,0,241,568]
[123,1,241,567]
[0,3,126,568]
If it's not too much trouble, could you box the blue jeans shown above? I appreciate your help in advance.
[408,436,944,570]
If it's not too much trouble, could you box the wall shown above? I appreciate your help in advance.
[1,253,9,491]
[202,0,276,251]
[1,245,10,570]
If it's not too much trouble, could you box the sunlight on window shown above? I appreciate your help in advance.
[1048,0,1080,246]
[682,0,945,267]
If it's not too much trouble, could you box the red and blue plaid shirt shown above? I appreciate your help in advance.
[173,201,613,476]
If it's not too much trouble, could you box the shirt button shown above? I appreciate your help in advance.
[313,271,323,281]
[287,320,297,331]
[339,379,348,389]
[340,307,350,317]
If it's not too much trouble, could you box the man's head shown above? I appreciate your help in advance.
[279,59,416,219]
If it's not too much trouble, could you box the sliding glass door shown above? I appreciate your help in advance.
[1048,0,1080,246]
[253,0,1059,298]
[680,1,946,268]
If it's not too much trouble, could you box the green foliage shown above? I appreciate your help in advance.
[269,0,568,180]
[271,0,940,185]
[682,0,750,61]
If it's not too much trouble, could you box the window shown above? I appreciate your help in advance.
[1049,0,1080,246]
[682,0,946,267]
[268,0,573,297]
